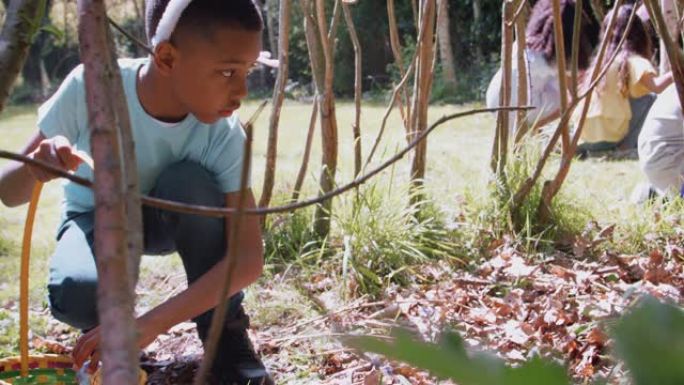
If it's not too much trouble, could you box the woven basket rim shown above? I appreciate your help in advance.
[0,354,73,365]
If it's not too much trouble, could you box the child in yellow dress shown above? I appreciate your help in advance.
[575,4,672,155]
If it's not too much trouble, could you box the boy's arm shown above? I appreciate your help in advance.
[138,190,264,334]
[73,189,265,369]
[0,132,44,207]
[0,132,83,207]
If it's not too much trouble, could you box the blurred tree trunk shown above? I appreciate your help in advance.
[436,0,456,87]
[589,0,605,21]
[130,0,147,56]
[77,0,141,383]
[0,0,43,112]
[22,0,52,102]
[260,0,278,57]
[472,0,483,64]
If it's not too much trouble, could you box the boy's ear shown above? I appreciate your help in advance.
[152,42,178,76]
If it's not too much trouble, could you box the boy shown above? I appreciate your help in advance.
[0,0,273,384]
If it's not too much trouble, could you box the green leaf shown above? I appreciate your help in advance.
[613,296,684,385]
[40,24,64,41]
[503,357,569,385]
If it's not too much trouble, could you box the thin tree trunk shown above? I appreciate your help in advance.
[77,1,139,384]
[342,2,362,178]
[0,0,43,113]
[259,0,291,211]
[436,0,456,87]
[645,0,684,112]
[552,0,570,151]
[291,97,318,202]
[491,0,514,175]
[570,0,584,98]
[312,0,339,238]
[409,0,436,195]
[108,7,143,286]
[514,0,530,143]
[387,0,411,134]
[659,0,678,73]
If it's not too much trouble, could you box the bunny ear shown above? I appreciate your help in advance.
[151,0,193,47]
[256,51,279,68]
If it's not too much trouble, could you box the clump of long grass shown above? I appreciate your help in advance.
[466,137,593,252]
[609,198,684,255]
[263,203,322,267]
[334,183,465,297]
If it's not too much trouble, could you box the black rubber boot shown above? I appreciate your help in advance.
[199,305,274,385]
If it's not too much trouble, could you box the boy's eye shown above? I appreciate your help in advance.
[221,69,236,78]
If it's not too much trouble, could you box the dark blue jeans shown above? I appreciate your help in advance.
[47,161,243,335]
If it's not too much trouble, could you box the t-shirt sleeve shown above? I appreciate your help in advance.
[628,56,657,98]
[37,65,85,144]
[202,115,250,193]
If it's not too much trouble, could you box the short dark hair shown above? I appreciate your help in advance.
[145,0,263,44]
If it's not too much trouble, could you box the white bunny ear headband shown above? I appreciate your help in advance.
[151,0,279,68]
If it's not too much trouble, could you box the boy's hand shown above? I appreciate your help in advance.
[73,320,160,373]
[27,135,83,182]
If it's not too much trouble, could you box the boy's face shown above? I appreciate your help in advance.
[163,27,262,124]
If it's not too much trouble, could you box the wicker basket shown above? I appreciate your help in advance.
[2,183,146,384]
[0,354,75,384]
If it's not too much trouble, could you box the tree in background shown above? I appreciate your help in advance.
[436,0,456,88]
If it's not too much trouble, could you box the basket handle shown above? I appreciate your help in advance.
[20,182,43,377]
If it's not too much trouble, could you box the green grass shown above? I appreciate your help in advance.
[0,99,653,356]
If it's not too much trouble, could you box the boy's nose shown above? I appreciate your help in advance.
[232,79,248,100]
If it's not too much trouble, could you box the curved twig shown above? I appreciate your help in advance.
[107,16,154,56]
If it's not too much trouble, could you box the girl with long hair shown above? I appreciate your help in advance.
[486,0,600,132]
[575,3,673,154]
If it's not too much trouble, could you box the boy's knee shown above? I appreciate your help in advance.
[154,161,223,207]
[48,276,98,330]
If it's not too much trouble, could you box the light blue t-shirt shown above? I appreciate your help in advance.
[37,58,248,214]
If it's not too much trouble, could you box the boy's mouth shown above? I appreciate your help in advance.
[218,109,234,117]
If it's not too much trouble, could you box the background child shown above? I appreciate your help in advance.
[486,0,599,132]
[0,0,273,384]
[636,84,684,198]
[576,4,673,155]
